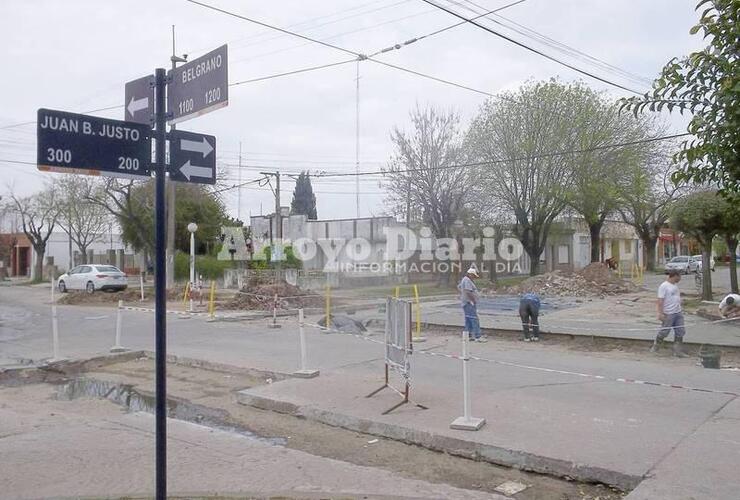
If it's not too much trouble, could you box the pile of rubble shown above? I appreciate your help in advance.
[502,263,637,298]
[222,283,325,311]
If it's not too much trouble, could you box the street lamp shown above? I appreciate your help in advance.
[187,222,198,313]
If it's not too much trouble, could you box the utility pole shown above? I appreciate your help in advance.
[355,60,361,218]
[237,141,242,221]
[260,171,281,282]
[167,26,187,289]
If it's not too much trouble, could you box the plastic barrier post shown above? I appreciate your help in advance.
[450,331,485,431]
[111,299,127,352]
[268,293,281,329]
[140,274,145,301]
[48,272,65,363]
[293,309,319,378]
[324,284,331,330]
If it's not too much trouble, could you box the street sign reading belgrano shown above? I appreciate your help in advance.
[167,44,228,125]
[37,108,151,178]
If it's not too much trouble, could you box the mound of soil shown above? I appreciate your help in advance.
[222,283,325,311]
[503,264,637,298]
[57,287,143,305]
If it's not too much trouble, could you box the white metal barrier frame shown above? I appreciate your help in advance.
[365,297,428,414]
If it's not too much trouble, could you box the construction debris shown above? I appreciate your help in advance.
[502,263,637,298]
[221,283,324,311]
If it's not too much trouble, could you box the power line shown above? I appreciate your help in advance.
[184,0,497,98]
[367,0,527,57]
[456,0,652,86]
[420,0,644,95]
[230,58,357,86]
[311,132,691,178]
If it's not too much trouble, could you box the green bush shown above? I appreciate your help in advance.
[174,252,233,281]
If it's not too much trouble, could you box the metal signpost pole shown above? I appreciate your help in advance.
[153,67,168,500]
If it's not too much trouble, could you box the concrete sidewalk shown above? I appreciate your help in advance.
[415,294,740,347]
[0,384,504,500]
[237,337,740,498]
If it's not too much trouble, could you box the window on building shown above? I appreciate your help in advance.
[623,240,631,253]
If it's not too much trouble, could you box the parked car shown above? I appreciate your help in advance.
[57,265,128,293]
[664,255,692,274]
[688,255,715,273]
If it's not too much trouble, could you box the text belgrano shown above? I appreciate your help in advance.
[181,54,222,84]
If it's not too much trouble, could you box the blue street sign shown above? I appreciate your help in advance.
[125,75,154,125]
[167,44,228,125]
[168,129,216,185]
[37,108,151,178]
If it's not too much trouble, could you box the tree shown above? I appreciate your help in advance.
[290,171,317,219]
[619,159,682,271]
[384,105,471,283]
[621,0,740,194]
[8,185,59,281]
[55,177,110,264]
[716,193,740,293]
[564,89,661,263]
[385,105,470,238]
[99,181,227,257]
[90,179,154,258]
[670,190,725,299]
[466,80,589,275]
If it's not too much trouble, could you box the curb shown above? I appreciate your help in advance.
[236,390,640,491]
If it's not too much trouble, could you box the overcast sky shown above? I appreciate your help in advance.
[0,0,703,222]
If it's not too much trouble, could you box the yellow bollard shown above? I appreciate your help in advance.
[413,284,421,337]
[325,284,331,329]
[208,281,216,318]
[182,282,190,306]
[394,286,400,299]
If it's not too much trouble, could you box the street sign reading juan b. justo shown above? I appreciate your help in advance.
[37,108,151,178]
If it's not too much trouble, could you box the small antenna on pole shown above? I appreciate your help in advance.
[171,25,188,64]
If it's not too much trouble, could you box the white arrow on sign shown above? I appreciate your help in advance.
[179,160,213,181]
[127,96,149,117]
[180,137,213,158]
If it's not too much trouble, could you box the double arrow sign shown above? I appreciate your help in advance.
[168,130,216,185]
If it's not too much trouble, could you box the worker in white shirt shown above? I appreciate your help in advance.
[651,270,688,357]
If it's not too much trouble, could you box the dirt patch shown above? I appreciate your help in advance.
[501,263,637,298]
[76,358,623,500]
[57,285,187,305]
[222,283,325,311]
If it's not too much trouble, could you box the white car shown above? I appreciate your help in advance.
[664,255,692,274]
[57,265,128,293]
[688,254,715,273]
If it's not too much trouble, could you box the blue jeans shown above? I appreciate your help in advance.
[658,313,685,340]
[463,302,481,339]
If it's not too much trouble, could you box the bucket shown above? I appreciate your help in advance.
[699,345,721,369]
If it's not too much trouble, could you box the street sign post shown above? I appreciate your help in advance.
[168,130,216,184]
[167,44,228,125]
[37,108,151,178]
[125,75,154,125]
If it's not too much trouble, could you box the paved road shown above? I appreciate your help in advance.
[2,285,739,498]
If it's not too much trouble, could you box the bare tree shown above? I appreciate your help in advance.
[8,184,59,280]
[466,80,583,275]
[55,177,110,264]
[384,104,470,239]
